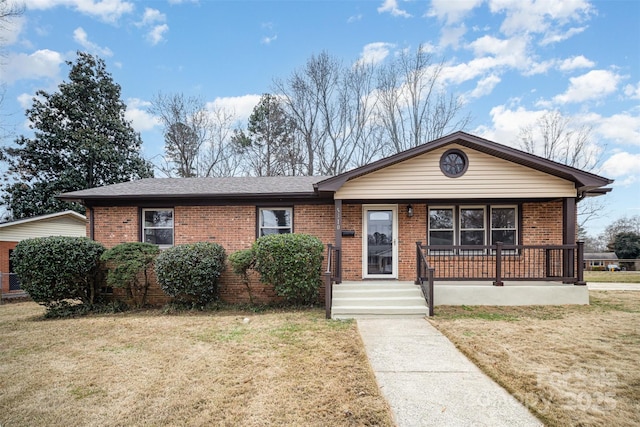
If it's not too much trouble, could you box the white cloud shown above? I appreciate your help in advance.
[139,7,166,26]
[3,49,64,84]
[475,105,546,147]
[0,14,25,46]
[600,152,640,182]
[73,27,113,57]
[17,93,35,109]
[347,14,362,23]
[469,74,501,99]
[377,0,411,18]
[427,0,483,24]
[489,0,592,37]
[439,24,467,49]
[552,70,622,104]
[540,26,587,46]
[590,112,640,146]
[357,42,394,66]
[147,24,169,45]
[207,95,261,123]
[558,55,595,71]
[25,0,134,23]
[624,82,640,100]
[261,34,277,45]
[125,98,160,132]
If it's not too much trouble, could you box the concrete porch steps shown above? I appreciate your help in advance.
[331,281,428,319]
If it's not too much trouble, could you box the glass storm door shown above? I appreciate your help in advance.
[363,206,398,279]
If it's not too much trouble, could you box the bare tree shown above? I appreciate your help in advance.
[518,110,607,229]
[376,45,471,153]
[1,1,24,141]
[198,106,240,177]
[274,51,384,175]
[148,93,237,177]
[519,110,601,171]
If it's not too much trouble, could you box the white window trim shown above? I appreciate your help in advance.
[258,207,293,236]
[490,205,518,246]
[142,208,174,249]
[428,206,456,252]
[459,206,486,253]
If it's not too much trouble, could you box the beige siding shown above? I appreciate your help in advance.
[0,216,87,242]
[335,144,576,200]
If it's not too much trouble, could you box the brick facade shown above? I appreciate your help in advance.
[0,241,18,295]
[91,199,567,306]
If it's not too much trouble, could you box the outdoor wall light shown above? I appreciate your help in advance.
[407,204,414,218]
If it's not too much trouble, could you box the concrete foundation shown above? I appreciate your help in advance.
[434,281,589,306]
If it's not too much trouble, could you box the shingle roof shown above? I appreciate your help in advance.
[59,176,333,201]
[584,252,619,260]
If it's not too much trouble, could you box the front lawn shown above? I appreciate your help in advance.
[430,290,640,427]
[584,270,640,283]
[0,303,393,427]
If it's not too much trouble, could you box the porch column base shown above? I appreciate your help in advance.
[574,281,587,286]
[493,281,504,286]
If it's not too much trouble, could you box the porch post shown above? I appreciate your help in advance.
[334,199,342,283]
[493,242,504,286]
[575,241,586,286]
[563,197,577,282]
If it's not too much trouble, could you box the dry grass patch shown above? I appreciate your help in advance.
[430,291,640,427]
[0,303,393,427]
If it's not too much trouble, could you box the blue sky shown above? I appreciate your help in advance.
[1,0,639,236]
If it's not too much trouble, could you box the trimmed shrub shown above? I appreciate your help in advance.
[229,248,256,304]
[155,242,226,304]
[252,233,324,305]
[100,242,160,308]
[11,236,105,309]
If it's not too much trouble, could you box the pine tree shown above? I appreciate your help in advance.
[0,52,153,220]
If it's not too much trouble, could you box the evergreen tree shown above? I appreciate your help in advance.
[232,94,301,176]
[0,52,153,220]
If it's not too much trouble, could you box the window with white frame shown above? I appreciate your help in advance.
[428,205,518,252]
[490,207,517,245]
[258,208,292,236]
[460,207,485,247]
[428,208,454,247]
[142,209,174,248]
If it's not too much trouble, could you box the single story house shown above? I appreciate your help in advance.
[59,132,613,317]
[584,252,619,270]
[0,210,87,298]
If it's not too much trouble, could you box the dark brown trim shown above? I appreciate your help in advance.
[440,148,469,178]
[334,199,342,254]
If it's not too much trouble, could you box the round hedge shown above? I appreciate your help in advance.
[252,233,324,305]
[11,236,105,307]
[155,242,226,304]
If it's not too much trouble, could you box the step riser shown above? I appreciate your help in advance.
[333,298,426,307]
[330,282,428,318]
[333,290,423,298]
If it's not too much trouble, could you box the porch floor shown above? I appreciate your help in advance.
[334,280,589,308]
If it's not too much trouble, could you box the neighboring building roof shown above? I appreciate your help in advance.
[584,252,619,260]
[59,176,333,205]
[0,210,87,242]
[315,131,613,196]
[0,210,86,228]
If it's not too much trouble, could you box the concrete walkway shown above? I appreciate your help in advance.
[587,282,640,290]
[358,318,542,427]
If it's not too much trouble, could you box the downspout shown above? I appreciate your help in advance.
[88,206,95,240]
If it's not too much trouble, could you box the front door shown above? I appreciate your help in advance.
[363,205,398,279]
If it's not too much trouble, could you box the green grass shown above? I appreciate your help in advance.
[584,270,640,283]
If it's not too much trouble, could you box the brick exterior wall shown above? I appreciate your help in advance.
[91,199,568,305]
[0,241,18,295]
